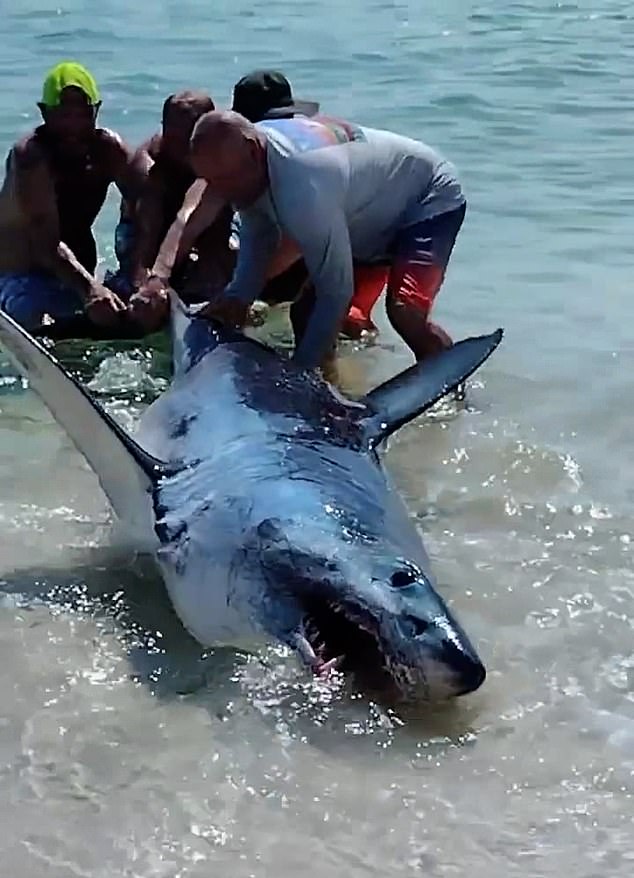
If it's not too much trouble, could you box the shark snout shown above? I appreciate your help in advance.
[395,612,486,698]
[437,637,486,696]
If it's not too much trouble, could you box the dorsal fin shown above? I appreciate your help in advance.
[169,291,255,379]
[360,329,503,446]
[170,292,218,380]
[0,307,167,524]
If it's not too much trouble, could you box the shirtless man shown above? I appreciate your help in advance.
[0,61,149,332]
[189,110,466,372]
[124,91,236,332]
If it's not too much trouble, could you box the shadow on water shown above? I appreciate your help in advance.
[0,545,485,762]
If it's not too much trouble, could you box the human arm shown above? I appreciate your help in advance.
[114,140,153,221]
[107,134,155,286]
[151,179,225,281]
[274,168,355,370]
[13,144,95,298]
[292,209,354,370]
[12,143,126,324]
[198,203,281,327]
[127,180,228,332]
[223,204,281,304]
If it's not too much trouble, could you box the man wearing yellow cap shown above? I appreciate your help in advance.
[0,61,149,332]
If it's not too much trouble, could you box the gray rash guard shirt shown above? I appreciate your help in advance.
[225,125,465,369]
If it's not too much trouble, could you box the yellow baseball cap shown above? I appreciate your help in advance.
[41,61,100,107]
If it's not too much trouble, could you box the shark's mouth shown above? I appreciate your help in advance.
[293,596,388,679]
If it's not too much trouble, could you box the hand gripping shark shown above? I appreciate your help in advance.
[0,296,503,699]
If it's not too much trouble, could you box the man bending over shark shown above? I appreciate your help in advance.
[190,109,466,371]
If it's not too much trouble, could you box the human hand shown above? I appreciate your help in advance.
[128,276,170,333]
[85,284,127,327]
[198,294,249,329]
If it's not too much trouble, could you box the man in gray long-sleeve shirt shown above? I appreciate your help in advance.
[190,109,466,372]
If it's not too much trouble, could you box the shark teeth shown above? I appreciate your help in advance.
[291,632,318,666]
[295,604,421,690]
[384,654,422,692]
[290,630,344,676]
[314,655,344,678]
[326,600,376,637]
[299,598,382,676]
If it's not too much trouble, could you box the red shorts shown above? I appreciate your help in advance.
[387,203,466,314]
[343,203,466,334]
[261,202,465,337]
[262,259,387,334]
[343,264,388,335]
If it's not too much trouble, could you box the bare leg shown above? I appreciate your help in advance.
[385,205,466,363]
[385,263,453,360]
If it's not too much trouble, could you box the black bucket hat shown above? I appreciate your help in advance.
[231,70,320,123]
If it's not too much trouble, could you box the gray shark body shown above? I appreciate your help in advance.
[0,296,503,698]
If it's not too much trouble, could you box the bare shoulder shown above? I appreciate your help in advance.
[9,130,56,212]
[95,128,152,182]
[95,126,134,158]
[11,130,48,171]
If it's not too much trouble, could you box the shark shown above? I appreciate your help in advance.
[0,296,503,698]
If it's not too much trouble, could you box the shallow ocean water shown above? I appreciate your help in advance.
[0,1,633,874]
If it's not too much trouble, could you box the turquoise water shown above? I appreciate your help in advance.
[1,1,634,875]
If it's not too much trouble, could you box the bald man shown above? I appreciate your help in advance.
[190,110,466,372]
[230,69,386,338]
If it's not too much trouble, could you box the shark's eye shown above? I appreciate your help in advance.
[390,568,418,589]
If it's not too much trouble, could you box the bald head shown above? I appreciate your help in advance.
[189,110,268,207]
[190,109,261,153]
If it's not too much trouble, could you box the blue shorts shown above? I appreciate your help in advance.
[0,221,138,332]
[0,272,84,331]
